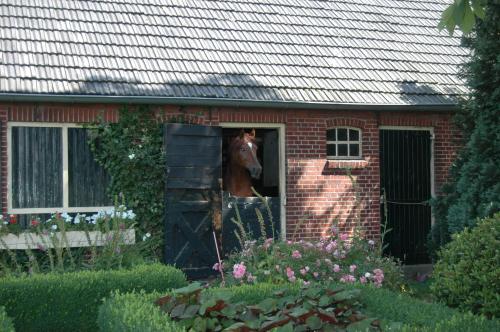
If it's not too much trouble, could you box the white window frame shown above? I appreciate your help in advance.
[7,122,113,214]
[326,127,362,160]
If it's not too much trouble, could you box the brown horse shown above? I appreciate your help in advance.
[224,129,262,197]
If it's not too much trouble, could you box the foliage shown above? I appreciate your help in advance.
[430,0,500,254]
[0,263,187,332]
[0,205,151,276]
[0,306,14,332]
[439,0,487,34]
[218,226,403,291]
[155,282,383,331]
[98,291,182,332]
[431,214,500,318]
[99,282,500,332]
[87,105,166,256]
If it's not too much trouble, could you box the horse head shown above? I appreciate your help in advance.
[230,129,262,179]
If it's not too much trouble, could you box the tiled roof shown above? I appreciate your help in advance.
[0,0,468,106]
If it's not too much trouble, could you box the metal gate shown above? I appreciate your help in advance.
[164,124,222,278]
[380,129,432,264]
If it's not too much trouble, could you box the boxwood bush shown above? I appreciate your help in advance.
[431,213,500,318]
[0,306,14,332]
[98,292,183,332]
[0,264,186,332]
[99,282,500,331]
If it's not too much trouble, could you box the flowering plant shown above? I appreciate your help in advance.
[0,205,136,237]
[217,227,403,290]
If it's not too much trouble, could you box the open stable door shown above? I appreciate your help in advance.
[164,123,222,278]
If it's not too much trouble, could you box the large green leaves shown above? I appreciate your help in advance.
[438,0,487,35]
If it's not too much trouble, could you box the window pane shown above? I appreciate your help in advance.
[326,129,336,141]
[349,129,359,141]
[11,127,63,208]
[349,144,360,156]
[326,144,336,157]
[338,144,348,156]
[337,128,347,141]
[68,128,112,207]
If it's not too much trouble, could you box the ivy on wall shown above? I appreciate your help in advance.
[87,105,166,257]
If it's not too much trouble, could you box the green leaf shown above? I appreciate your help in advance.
[172,281,203,296]
[180,304,200,319]
[318,295,333,307]
[222,322,246,331]
[305,315,323,330]
[275,322,294,332]
[170,303,186,318]
[461,2,476,34]
[288,307,309,318]
[257,298,277,313]
[192,317,208,332]
[332,289,361,302]
[471,0,486,19]
[346,318,377,332]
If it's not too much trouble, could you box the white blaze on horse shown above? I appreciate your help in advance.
[224,129,262,197]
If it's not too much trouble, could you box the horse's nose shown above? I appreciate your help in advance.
[251,165,262,179]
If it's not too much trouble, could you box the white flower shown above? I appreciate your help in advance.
[365,272,372,278]
[368,240,375,246]
[128,153,135,160]
[142,232,151,241]
[51,224,58,231]
[2,221,8,225]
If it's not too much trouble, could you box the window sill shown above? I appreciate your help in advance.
[326,159,368,169]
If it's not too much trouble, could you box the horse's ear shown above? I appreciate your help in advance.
[239,129,245,139]
[250,129,256,138]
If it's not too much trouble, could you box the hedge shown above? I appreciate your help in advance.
[0,264,187,332]
[0,306,14,332]
[98,292,183,332]
[98,283,499,332]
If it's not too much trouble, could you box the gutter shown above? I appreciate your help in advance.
[0,93,460,112]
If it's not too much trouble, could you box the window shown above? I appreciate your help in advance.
[326,128,362,159]
[8,123,112,214]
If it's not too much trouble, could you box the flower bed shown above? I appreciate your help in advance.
[0,229,135,249]
[217,227,403,290]
[98,283,500,332]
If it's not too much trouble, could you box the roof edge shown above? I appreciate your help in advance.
[0,93,459,112]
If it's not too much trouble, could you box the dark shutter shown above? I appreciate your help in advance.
[11,127,63,208]
[68,128,111,207]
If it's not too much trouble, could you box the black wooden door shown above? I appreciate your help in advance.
[164,124,222,278]
[380,129,432,264]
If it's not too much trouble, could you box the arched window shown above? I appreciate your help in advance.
[326,128,362,159]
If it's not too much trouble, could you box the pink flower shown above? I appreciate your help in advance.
[300,268,307,276]
[340,274,356,283]
[324,258,332,266]
[339,233,349,241]
[349,264,357,273]
[263,238,274,249]
[313,272,319,278]
[303,280,310,286]
[373,269,384,287]
[212,262,221,271]
[286,267,295,279]
[291,250,302,259]
[325,241,337,253]
[360,276,367,284]
[232,262,246,279]
[333,264,340,273]
[288,276,296,282]
[286,240,293,245]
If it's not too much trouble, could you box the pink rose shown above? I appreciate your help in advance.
[340,274,356,283]
[300,268,307,276]
[360,276,367,284]
[333,264,340,273]
[349,264,357,273]
[313,272,319,278]
[291,250,302,259]
[339,233,349,241]
[232,262,246,279]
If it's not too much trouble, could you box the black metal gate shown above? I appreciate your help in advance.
[164,124,222,278]
[380,129,432,264]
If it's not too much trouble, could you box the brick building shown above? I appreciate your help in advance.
[0,0,466,266]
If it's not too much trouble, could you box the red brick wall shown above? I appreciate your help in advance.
[0,103,461,240]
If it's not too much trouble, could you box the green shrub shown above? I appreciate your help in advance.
[98,292,183,332]
[0,264,187,332]
[401,312,499,332]
[0,306,14,332]
[431,214,500,318]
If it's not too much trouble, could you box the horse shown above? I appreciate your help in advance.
[224,129,262,197]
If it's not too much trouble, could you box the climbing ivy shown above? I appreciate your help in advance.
[87,105,166,257]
